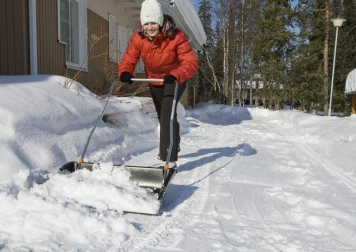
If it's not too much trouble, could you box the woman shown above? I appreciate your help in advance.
[118,0,198,168]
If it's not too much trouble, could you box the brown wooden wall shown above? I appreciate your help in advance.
[37,0,66,75]
[36,0,116,95]
[0,0,30,75]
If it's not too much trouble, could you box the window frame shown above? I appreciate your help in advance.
[108,15,144,73]
[57,0,88,71]
[108,14,118,63]
[117,25,128,63]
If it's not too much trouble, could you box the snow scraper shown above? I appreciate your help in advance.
[58,78,179,202]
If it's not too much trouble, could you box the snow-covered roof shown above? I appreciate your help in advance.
[345,68,356,95]
[110,0,206,50]
[109,0,206,51]
[161,0,207,50]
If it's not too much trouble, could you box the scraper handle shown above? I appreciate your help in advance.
[131,78,164,82]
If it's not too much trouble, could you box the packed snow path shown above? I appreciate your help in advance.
[121,106,356,252]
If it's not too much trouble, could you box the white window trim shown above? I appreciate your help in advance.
[127,27,144,74]
[29,0,38,74]
[136,58,145,73]
[57,0,88,71]
[108,18,144,73]
[118,25,128,63]
[109,14,118,63]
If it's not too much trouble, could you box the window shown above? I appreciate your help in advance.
[108,14,118,62]
[108,19,128,63]
[108,18,144,73]
[58,0,88,70]
[118,25,128,62]
[135,57,145,73]
[128,27,144,73]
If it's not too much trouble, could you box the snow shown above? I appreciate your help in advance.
[345,68,356,95]
[163,0,207,50]
[1,75,356,251]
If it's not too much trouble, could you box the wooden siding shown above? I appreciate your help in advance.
[78,9,116,94]
[0,0,29,75]
[36,0,116,94]
[37,0,66,75]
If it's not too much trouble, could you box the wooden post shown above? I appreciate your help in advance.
[352,94,356,114]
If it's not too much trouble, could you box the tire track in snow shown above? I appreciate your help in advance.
[120,123,225,251]
[107,149,209,252]
[124,160,211,252]
[226,121,283,236]
[261,119,356,248]
[123,117,269,251]
[267,119,356,194]
[247,118,356,194]
[296,142,356,194]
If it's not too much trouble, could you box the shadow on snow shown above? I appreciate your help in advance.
[186,104,253,126]
[179,143,256,173]
[161,143,257,212]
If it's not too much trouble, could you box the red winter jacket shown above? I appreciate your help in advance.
[118,18,198,86]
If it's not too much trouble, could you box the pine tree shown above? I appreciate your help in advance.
[192,0,355,114]
[236,0,265,107]
[292,0,326,112]
[252,0,294,110]
[332,0,356,115]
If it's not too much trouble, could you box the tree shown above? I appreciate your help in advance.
[197,0,215,103]
[292,0,326,112]
[332,0,356,115]
[293,0,353,115]
[323,0,330,116]
[252,0,294,109]
[236,0,265,107]
[193,0,356,114]
[214,0,240,105]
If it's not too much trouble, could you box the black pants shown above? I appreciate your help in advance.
[149,82,187,161]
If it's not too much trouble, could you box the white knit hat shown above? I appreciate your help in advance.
[140,0,164,26]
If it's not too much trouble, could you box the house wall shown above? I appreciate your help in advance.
[87,0,136,29]
[36,0,65,75]
[0,0,193,107]
[78,8,116,94]
[36,0,116,94]
[0,0,30,75]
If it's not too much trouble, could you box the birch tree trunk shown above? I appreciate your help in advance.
[239,1,245,107]
[323,0,330,115]
[227,0,236,106]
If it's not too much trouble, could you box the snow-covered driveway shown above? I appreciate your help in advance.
[2,75,356,251]
[122,105,356,252]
